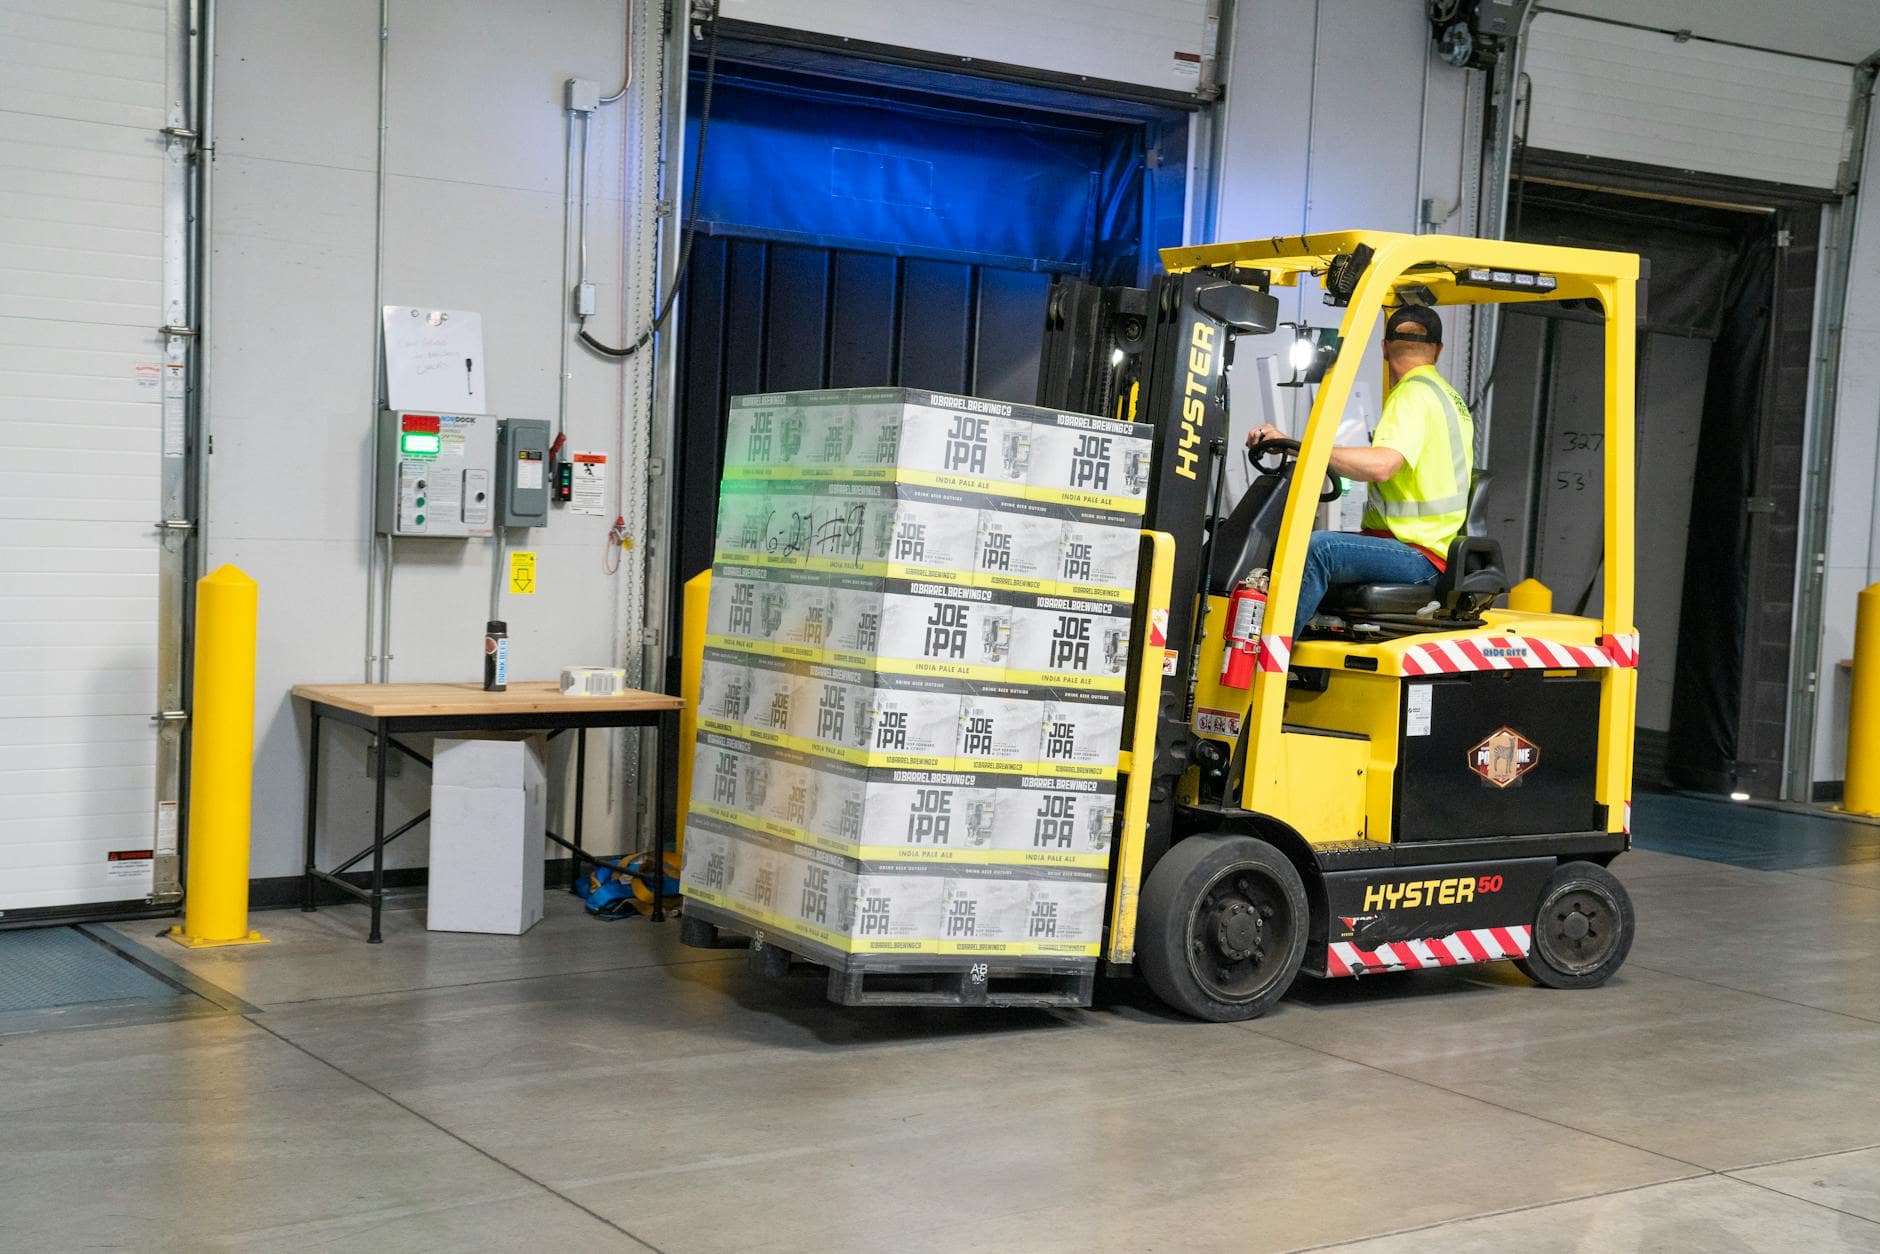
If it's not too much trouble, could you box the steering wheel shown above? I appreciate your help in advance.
[1248,436,1344,504]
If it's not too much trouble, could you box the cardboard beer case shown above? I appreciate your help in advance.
[1008,593,1133,694]
[681,816,1109,959]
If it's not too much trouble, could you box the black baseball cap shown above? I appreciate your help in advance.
[1384,305,1443,345]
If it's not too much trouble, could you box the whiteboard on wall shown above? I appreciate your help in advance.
[718,0,1215,96]
[382,307,487,412]
[1524,13,1856,190]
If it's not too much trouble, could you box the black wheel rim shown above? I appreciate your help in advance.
[1182,863,1293,1004]
[1535,883,1621,976]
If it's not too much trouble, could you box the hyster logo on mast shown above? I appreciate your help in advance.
[1468,726,1539,788]
[1176,320,1217,480]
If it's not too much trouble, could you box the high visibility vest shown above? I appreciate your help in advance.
[1361,365,1474,559]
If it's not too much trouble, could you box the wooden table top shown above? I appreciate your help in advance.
[291,681,683,718]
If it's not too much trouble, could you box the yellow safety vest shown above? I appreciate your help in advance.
[1361,364,1474,560]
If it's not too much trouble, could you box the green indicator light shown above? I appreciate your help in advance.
[401,432,442,456]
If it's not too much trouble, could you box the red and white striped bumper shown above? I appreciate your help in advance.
[1323,926,1533,977]
[1399,634,1639,676]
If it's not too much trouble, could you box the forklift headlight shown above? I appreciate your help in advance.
[1279,324,1342,389]
[1289,332,1316,373]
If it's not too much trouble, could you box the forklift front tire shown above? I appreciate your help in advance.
[1137,833,1309,1022]
[1514,860,1635,990]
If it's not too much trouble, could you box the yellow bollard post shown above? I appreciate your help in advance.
[1845,584,1880,816]
[674,569,711,857]
[1508,578,1553,614]
[167,566,268,947]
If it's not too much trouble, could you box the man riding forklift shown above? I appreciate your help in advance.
[1249,304,1474,635]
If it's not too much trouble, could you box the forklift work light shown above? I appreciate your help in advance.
[1288,332,1316,373]
[1456,267,1558,293]
[1279,323,1341,388]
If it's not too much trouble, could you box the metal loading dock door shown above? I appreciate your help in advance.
[668,52,1188,644]
[1,0,185,919]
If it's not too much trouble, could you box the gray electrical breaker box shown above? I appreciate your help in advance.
[376,410,497,537]
[496,418,551,527]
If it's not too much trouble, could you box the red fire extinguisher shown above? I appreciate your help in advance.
[1221,570,1269,689]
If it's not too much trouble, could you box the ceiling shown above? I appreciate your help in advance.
[1537,0,1880,65]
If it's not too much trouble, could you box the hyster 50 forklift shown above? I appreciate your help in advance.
[1040,231,1641,1020]
[677,231,1641,1022]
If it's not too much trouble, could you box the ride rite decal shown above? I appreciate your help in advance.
[1177,319,1218,481]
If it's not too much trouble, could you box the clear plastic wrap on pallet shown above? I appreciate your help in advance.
[681,817,1110,961]
[722,388,1150,513]
[686,387,1152,970]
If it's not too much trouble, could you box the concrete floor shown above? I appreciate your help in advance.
[5,838,1880,1251]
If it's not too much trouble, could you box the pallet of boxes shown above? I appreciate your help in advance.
[679,386,1154,1007]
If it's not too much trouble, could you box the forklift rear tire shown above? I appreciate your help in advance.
[1514,860,1635,990]
[1137,834,1308,1022]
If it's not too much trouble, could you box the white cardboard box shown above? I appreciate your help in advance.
[429,735,547,935]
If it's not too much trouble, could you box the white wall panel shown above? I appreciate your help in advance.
[0,0,170,912]
[0,0,168,131]
[209,0,650,880]
[1212,0,1477,449]
[1541,1,1880,67]
[1525,13,1856,190]
[720,0,1213,95]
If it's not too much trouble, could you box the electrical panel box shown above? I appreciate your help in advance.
[376,410,497,537]
[496,418,551,528]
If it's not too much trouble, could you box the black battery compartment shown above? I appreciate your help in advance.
[1394,669,1603,841]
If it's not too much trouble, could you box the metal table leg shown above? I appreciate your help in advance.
[570,726,587,895]
[303,710,321,911]
[369,717,387,944]
[652,709,679,923]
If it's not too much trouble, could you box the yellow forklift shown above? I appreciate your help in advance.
[678,231,1641,1021]
[1040,230,1640,1019]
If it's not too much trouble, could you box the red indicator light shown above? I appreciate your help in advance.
[402,414,440,433]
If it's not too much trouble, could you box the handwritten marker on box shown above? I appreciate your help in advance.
[466,357,474,396]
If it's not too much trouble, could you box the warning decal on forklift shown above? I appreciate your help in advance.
[1406,684,1432,736]
[1467,726,1539,788]
[1195,707,1241,737]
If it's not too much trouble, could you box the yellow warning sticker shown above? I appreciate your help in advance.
[508,550,537,595]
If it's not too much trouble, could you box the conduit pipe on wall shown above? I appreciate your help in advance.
[364,0,392,681]
[1466,0,1536,464]
[191,0,216,566]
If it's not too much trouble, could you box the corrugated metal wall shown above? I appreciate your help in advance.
[1524,13,1856,190]
[718,0,1217,96]
[0,0,178,912]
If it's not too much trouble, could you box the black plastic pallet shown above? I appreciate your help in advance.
[680,901,1096,1009]
[823,959,1095,1008]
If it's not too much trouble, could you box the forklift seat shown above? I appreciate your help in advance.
[1324,473,1508,633]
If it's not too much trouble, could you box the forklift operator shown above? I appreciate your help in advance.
[1248,304,1474,633]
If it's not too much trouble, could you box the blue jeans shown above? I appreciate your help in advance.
[1293,532,1439,634]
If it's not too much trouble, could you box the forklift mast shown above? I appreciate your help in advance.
[1038,268,1279,878]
